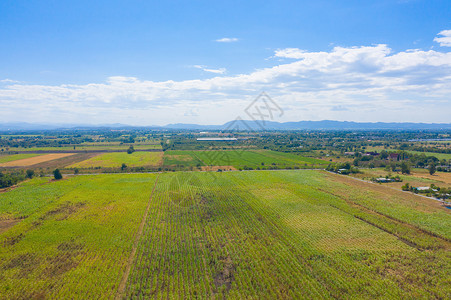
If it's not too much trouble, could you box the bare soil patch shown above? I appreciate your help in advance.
[0,219,20,234]
[214,255,235,296]
[0,153,76,167]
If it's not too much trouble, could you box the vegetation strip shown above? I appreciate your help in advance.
[115,173,160,299]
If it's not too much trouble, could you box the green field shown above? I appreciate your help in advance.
[0,174,157,299]
[163,150,328,169]
[1,170,449,298]
[69,152,163,168]
[0,154,44,164]
[404,150,451,161]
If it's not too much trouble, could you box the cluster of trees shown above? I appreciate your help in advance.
[326,162,359,175]
[0,171,26,188]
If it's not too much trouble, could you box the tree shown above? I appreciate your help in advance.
[53,169,62,180]
[26,169,34,179]
[74,168,79,175]
[127,146,135,154]
[401,162,410,175]
[428,163,436,175]
[401,183,410,191]
[121,163,127,171]
[390,163,397,172]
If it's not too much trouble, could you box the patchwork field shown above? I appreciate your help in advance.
[0,170,449,299]
[10,144,162,152]
[0,153,76,167]
[69,151,164,168]
[163,150,328,169]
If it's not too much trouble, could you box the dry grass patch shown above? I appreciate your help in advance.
[0,153,76,167]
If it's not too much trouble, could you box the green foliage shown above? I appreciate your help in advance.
[0,171,26,188]
[400,162,410,174]
[26,169,34,179]
[428,163,436,175]
[53,169,62,180]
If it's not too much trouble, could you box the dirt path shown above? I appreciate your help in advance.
[115,173,160,299]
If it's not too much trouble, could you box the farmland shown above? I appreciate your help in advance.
[1,170,449,299]
[69,152,164,169]
[0,153,76,167]
[163,150,329,170]
[0,154,44,164]
[9,144,162,152]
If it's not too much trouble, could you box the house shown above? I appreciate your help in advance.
[365,152,380,156]
[376,178,393,183]
[389,153,399,160]
[414,186,438,192]
[344,152,355,156]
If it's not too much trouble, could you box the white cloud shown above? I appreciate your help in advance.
[0,79,19,83]
[193,65,227,74]
[434,30,451,47]
[2,33,451,125]
[215,37,239,43]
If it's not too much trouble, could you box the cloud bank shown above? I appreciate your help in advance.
[1,32,451,125]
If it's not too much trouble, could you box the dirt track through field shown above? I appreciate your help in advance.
[0,153,76,167]
[115,174,160,299]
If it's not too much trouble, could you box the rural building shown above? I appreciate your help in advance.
[376,178,394,183]
[389,153,399,160]
[365,152,379,156]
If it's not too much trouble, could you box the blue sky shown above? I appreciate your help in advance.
[1,0,451,125]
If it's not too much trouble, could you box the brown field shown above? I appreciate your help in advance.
[0,153,76,167]
[413,171,451,186]
[34,152,102,169]
[200,165,237,171]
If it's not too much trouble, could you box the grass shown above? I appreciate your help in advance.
[403,150,451,161]
[69,152,163,168]
[163,149,329,169]
[0,154,44,164]
[0,170,450,298]
[0,174,157,299]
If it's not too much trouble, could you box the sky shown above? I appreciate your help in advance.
[1,0,451,126]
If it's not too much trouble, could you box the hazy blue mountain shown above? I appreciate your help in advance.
[1,120,451,131]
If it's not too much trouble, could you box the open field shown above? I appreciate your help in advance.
[7,144,161,152]
[403,150,451,161]
[69,152,164,168]
[163,150,329,169]
[0,174,157,299]
[0,153,76,167]
[0,154,44,164]
[1,170,449,298]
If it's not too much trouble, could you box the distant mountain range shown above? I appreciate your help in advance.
[1,120,451,131]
